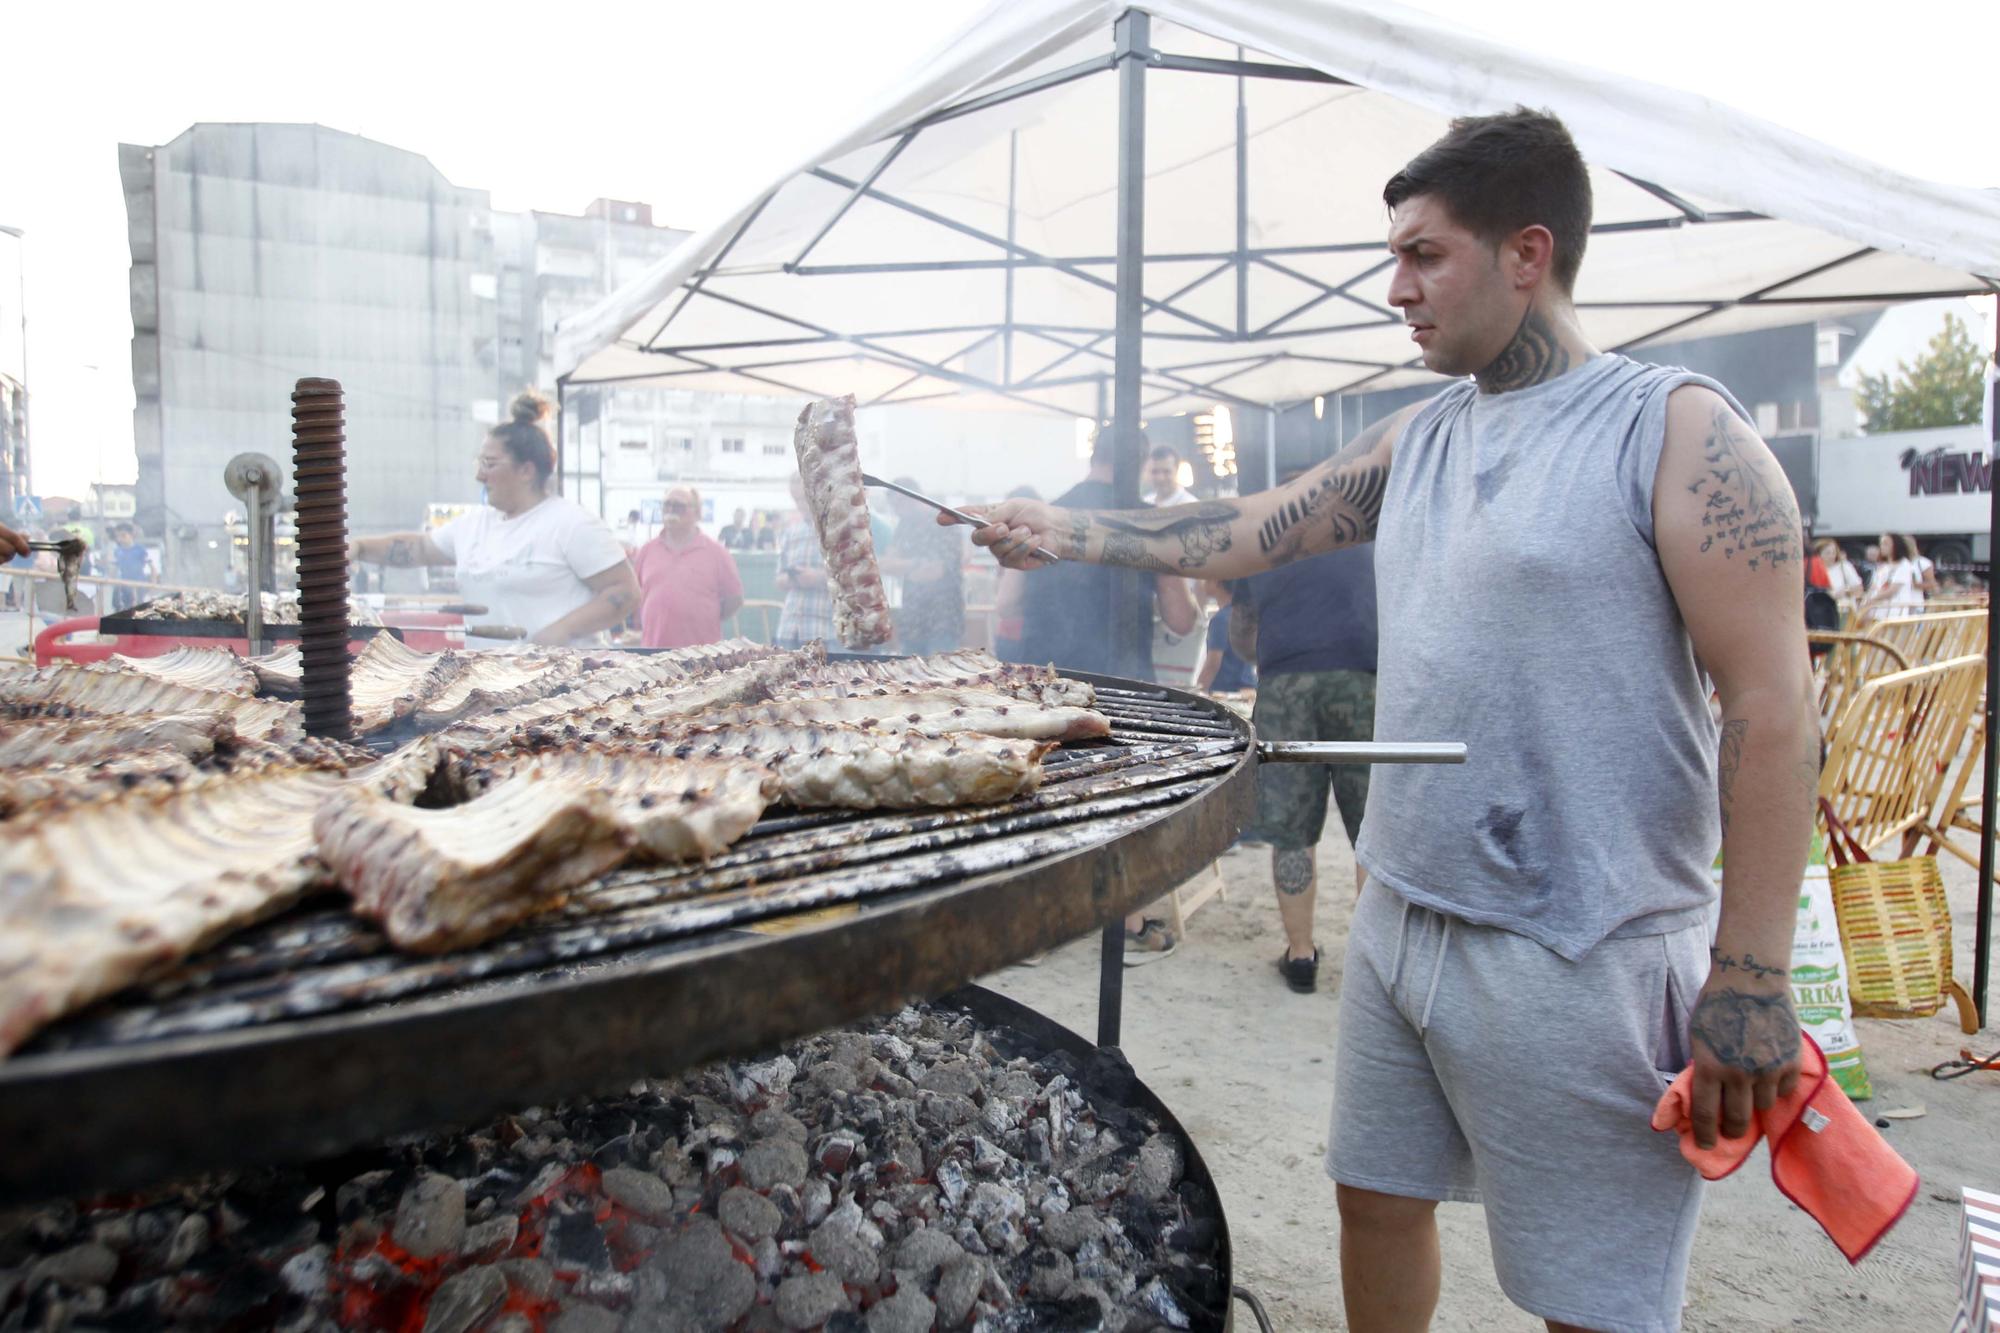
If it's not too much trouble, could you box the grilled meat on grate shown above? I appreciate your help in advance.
[790,649,1097,710]
[87,647,260,697]
[696,687,1110,743]
[0,665,301,742]
[0,740,438,1057]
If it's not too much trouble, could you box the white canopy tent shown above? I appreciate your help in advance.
[557,0,1998,419]
[557,0,2000,1021]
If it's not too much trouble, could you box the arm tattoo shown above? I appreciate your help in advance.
[1273,848,1315,897]
[1256,422,1392,558]
[1099,530,1178,574]
[1709,949,1787,982]
[1696,407,1800,572]
[1066,512,1090,561]
[1071,501,1241,574]
[1690,988,1799,1075]
[1716,717,1747,835]
[604,589,635,612]
[1475,304,1572,394]
[385,538,416,567]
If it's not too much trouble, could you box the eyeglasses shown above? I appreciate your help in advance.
[662,501,692,514]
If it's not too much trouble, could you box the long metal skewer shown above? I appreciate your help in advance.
[861,473,1061,564]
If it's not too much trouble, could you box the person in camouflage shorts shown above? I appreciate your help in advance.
[1231,538,1378,993]
[1252,668,1375,854]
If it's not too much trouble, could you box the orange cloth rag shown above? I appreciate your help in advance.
[1650,1032,1918,1264]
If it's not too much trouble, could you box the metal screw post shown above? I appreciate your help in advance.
[290,378,352,741]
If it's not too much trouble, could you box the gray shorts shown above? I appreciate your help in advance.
[1328,881,1709,1333]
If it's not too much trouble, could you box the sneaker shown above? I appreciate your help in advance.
[1278,946,1320,994]
[1123,917,1178,967]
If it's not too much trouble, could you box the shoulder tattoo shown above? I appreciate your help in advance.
[1694,406,1800,573]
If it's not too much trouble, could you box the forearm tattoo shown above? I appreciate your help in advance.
[1476,304,1572,394]
[1690,987,1799,1075]
[1273,848,1315,897]
[1064,502,1241,575]
[1693,407,1800,572]
[385,538,416,567]
[1716,718,1747,835]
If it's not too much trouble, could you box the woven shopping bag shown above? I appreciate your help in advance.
[1818,798,1958,1020]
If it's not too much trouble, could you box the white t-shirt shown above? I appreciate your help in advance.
[1867,557,1925,618]
[432,497,628,646]
[1824,559,1864,597]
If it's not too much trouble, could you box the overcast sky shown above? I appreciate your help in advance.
[3,0,1994,499]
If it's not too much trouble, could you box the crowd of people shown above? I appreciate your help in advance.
[1807,531,1943,619]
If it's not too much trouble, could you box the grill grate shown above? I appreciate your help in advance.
[0,670,1255,1208]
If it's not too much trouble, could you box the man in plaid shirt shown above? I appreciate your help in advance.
[775,473,833,648]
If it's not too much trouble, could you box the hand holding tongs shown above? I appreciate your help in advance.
[28,537,87,612]
[862,473,1061,565]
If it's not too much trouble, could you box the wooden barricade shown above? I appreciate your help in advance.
[1818,654,1985,857]
[1924,718,1993,880]
[1861,609,1987,667]
[1809,631,1910,734]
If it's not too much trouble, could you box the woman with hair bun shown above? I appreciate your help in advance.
[351,391,640,647]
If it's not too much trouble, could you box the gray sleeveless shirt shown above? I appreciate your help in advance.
[1352,354,1750,960]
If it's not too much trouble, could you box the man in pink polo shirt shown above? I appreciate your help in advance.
[632,484,744,648]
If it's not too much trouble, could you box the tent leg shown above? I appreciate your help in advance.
[1267,404,1278,492]
[1110,8,1150,678]
[1976,315,1998,1029]
[554,376,569,498]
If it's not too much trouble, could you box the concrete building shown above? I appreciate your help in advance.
[121,124,498,583]
[0,226,28,524]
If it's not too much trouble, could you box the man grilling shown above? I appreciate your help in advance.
[965,108,1811,1333]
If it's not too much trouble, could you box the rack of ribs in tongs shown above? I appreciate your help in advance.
[791,395,894,650]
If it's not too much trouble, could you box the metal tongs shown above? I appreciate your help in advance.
[862,474,1061,565]
[28,537,86,612]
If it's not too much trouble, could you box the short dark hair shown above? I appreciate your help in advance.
[1383,108,1593,293]
[1146,445,1181,466]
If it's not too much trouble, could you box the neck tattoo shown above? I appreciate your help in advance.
[1476,303,1574,395]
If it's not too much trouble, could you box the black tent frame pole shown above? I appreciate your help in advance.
[1098,7,1150,1050]
[1976,313,1998,1029]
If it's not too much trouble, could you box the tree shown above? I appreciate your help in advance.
[1855,311,1988,432]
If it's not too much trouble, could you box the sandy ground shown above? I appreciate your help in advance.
[985,813,1999,1331]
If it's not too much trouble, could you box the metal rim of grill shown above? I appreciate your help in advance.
[0,670,1254,1207]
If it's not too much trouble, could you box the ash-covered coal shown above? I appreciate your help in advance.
[0,1002,1223,1331]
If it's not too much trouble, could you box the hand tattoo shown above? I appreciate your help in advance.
[1690,987,1799,1075]
[1694,407,1800,573]
[1476,303,1572,394]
